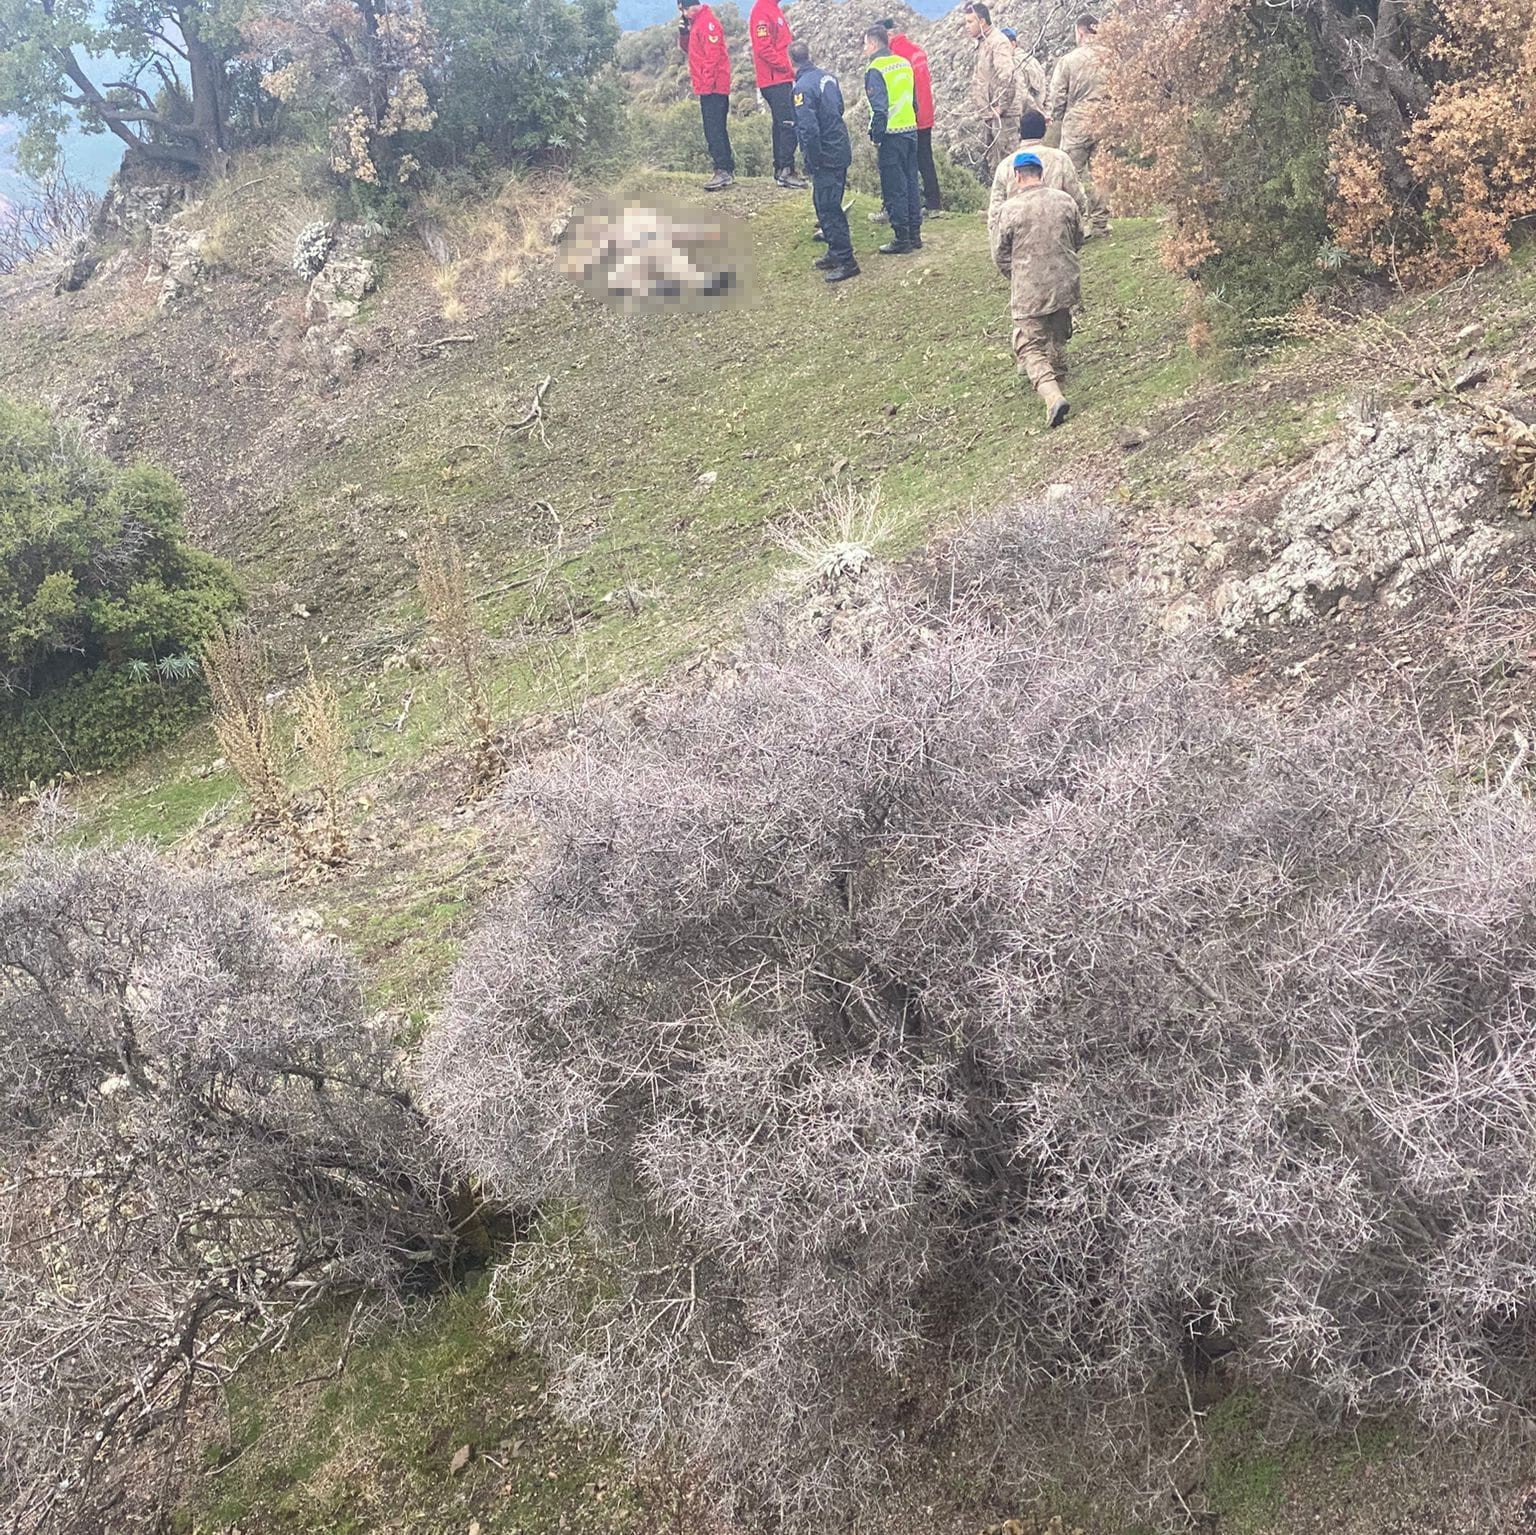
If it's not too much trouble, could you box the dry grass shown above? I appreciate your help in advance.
[293,655,350,865]
[772,486,897,593]
[192,147,337,279]
[415,530,501,787]
[202,624,292,828]
[413,172,574,322]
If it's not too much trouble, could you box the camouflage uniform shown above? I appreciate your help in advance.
[970,26,1021,174]
[987,140,1085,242]
[1016,50,1048,115]
[991,183,1083,419]
[1047,42,1109,234]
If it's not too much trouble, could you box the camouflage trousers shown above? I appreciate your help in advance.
[982,114,1010,176]
[1063,135,1110,234]
[1012,309,1073,394]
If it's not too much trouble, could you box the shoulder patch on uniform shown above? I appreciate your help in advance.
[755,21,768,34]
[793,91,804,104]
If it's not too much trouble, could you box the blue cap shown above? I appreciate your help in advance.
[1001,25,1017,38]
[1013,151,1043,171]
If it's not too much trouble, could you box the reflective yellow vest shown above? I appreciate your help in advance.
[868,52,917,134]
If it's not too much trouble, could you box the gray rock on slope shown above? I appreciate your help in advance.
[1215,409,1512,637]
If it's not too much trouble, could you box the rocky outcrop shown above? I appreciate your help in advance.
[146,223,211,309]
[1213,409,1510,637]
[1141,406,1529,643]
[306,252,378,324]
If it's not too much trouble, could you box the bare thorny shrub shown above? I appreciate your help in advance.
[0,173,98,276]
[0,842,453,1531]
[415,530,502,788]
[425,502,1536,1531]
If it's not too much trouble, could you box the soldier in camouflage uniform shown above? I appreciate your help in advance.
[1046,13,1110,235]
[991,152,1084,428]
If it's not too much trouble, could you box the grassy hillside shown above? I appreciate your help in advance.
[4,161,1536,1532]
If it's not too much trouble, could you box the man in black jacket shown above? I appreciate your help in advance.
[790,41,859,283]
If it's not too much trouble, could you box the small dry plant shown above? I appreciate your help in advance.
[415,530,502,785]
[203,624,296,832]
[1469,403,1536,517]
[773,485,896,593]
[293,655,350,865]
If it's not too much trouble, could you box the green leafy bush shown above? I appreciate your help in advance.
[425,0,621,166]
[0,399,242,785]
[625,97,773,178]
[1190,17,1332,334]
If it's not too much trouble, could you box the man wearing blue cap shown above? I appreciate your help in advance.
[991,150,1083,427]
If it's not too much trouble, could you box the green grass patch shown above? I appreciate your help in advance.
[182,1280,633,1535]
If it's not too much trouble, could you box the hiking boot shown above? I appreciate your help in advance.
[878,238,918,255]
[812,253,841,270]
[776,170,810,189]
[824,262,861,283]
[1042,383,1071,428]
[702,170,734,191]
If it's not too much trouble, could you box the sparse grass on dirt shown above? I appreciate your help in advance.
[179,1280,635,1535]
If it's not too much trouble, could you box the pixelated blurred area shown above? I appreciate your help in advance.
[556,196,753,315]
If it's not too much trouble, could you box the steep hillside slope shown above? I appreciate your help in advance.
[3,160,1536,1532]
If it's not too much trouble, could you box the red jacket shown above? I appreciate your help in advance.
[680,3,732,96]
[888,32,935,130]
[748,0,793,87]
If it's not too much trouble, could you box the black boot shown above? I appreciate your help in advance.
[878,233,917,255]
[824,262,861,283]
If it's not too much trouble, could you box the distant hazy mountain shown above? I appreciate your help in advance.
[616,0,952,25]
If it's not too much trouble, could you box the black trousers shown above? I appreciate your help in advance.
[699,93,734,173]
[916,127,941,211]
[876,133,922,241]
[759,81,798,173]
[811,167,852,266]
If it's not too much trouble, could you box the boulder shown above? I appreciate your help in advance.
[307,254,378,324]
[146,224,211,309]
[1214,409,1511,638]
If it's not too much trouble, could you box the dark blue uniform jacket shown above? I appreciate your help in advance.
[793,63,852,174]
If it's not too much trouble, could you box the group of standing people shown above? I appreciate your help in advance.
[676,0,1110,422]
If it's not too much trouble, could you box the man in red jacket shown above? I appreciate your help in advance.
[883,19,940,212]
[750,0,807,188]
[679,0,735,191]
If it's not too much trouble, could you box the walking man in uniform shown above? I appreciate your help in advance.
[883,19,941,214]
[679,0,734,191]
[790,41,858,283]
[987,107,1085,240]
[863,24,922,254]
[1047,12,1110,234]
[751,0,807,189]
[991,151,1083,428]
[963,2,1020,176]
